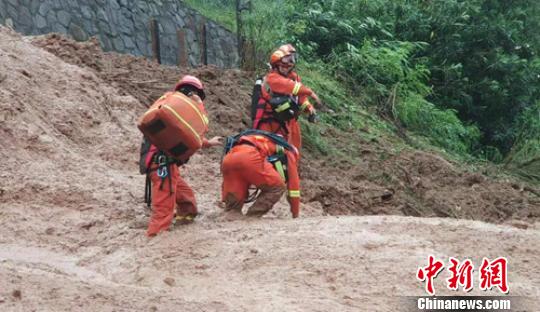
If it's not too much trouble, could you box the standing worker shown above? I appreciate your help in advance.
[140,75,221,237]
[221,130,301,218]
[252,44,322,155]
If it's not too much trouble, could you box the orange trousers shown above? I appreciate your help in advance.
[147,164,197,236]
[221,145,285,212]
[287,119,302,154]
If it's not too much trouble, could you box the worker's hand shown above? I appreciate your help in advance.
[310,92,323,107]
[207,136,223,147]
[306,104,316,115]
[308,112,318,123]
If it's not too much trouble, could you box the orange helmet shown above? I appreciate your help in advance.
[270,45,297,68]
[174,75,205,100]
[279,44,296,54]
[270,49,287,66]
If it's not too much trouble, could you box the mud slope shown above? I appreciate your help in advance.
[31,33,540,224]
[1,217,539,311]
[0,27,539,311]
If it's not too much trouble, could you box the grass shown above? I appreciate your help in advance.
[182,0,237,31]
[297,61,408,159]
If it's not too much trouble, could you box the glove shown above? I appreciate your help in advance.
[308,113,318,123]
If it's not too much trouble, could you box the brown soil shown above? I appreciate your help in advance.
[31,33,540,224]
[0,28,539,311]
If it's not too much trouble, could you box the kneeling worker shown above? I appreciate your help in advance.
[221,130,301,218]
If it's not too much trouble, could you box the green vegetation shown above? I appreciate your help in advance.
[182,0,236,31]
[184,0,540,181]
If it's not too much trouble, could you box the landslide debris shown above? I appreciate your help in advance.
[27,31,540,224]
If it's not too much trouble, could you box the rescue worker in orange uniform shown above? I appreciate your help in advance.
[145,75,221,236]
[252,44,322,154]
[221,130,301,218]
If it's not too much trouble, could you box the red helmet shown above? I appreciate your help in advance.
[174,75,205,100]
[175,75,204,91]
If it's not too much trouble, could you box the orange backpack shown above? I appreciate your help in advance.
[137,92,208,164]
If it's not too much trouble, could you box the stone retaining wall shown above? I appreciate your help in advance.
[0,0,239,67]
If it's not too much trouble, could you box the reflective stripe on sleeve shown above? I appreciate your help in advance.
[300,101,310,112]
[292,82,301,95]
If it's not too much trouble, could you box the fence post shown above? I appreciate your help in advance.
[199,19,208,65]
[177,29,188,67]
[236,0,244,66]
[149,19,161,64]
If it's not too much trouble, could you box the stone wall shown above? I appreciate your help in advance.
[0,0,239,68]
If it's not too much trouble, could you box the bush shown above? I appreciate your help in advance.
[396,93,481,154]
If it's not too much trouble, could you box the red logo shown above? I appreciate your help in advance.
[417,256,445,295]
[479,257,509,293]
[417,256,509,295]
[447,257,474,292]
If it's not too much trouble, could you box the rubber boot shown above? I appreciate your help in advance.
[245,185,285,217]
[223,193,245,221]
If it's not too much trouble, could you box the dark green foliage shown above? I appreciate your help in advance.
[505,101,540,180]
[285,0,539,163]
[185,0,540,177]
[390,0,540,156]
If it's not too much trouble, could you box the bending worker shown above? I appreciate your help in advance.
[221,129,301,218]
[143,75,221,236]
[253,44,322,154]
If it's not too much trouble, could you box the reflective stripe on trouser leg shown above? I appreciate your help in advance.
[288,190,300,198]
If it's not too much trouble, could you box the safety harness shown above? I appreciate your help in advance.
[252,78,301,132]
[223,129,294,203]
[143,152,179,208]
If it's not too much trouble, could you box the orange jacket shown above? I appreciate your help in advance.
[263,71,315,113]
[237,134,301,217]
[253,70,315,132]
[283,71,315,114]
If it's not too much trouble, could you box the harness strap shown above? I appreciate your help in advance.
[252,98,267,129]
[147,152,177,200]
[255,116,289,134]
[267,145,288,183]
[144,174,152,208]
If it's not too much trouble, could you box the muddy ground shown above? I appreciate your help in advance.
[0,27,539,311]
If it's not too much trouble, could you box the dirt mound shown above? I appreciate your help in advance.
[1,30,138,209]
[0,27,539,311]
[29,32,540,224]
[31,33,254,133]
